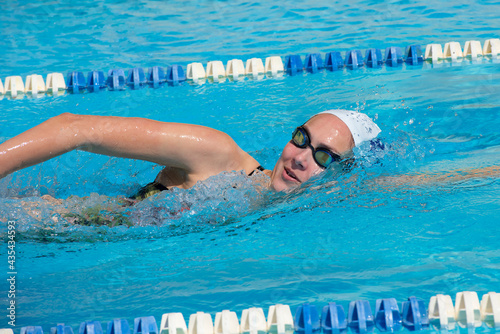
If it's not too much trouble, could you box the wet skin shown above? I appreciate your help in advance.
[269,113,355,192]
[0,113,355,194]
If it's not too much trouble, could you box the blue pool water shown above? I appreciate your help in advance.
[1,0,500,332]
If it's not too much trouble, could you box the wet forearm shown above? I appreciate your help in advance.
[0,113,83,178]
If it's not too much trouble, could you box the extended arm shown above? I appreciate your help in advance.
[0,113,260,180]
[375,165,500,187]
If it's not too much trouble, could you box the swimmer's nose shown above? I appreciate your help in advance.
[292,147,311,170]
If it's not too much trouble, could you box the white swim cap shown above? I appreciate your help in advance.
[318,109,381,146]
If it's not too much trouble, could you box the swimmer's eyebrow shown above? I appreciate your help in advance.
[303,124,342,155]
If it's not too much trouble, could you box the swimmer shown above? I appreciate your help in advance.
[0,109,380,199]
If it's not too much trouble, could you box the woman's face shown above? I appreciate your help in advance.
[270,113,355,192]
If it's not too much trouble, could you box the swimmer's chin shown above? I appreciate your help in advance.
[267,169,302,193]
[268,181,301,193]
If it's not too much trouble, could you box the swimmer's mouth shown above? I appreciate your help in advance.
[284,167,301,183]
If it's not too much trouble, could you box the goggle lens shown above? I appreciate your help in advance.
[314,150,333,168]
[292,128,307,147]
[291,126,340,169]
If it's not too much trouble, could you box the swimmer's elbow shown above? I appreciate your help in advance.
[51,113,90,148]
[54,112,79,122]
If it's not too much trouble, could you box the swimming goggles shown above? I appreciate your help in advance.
[291,126,341,169]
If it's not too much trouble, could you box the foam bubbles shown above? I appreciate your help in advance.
[0,170,271,241]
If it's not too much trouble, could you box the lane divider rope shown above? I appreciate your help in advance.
[1,291,499,334]
[0,39,499,101]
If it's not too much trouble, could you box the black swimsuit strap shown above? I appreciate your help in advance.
[248,165,265,177]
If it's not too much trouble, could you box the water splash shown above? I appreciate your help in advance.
[0,170,271,242]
